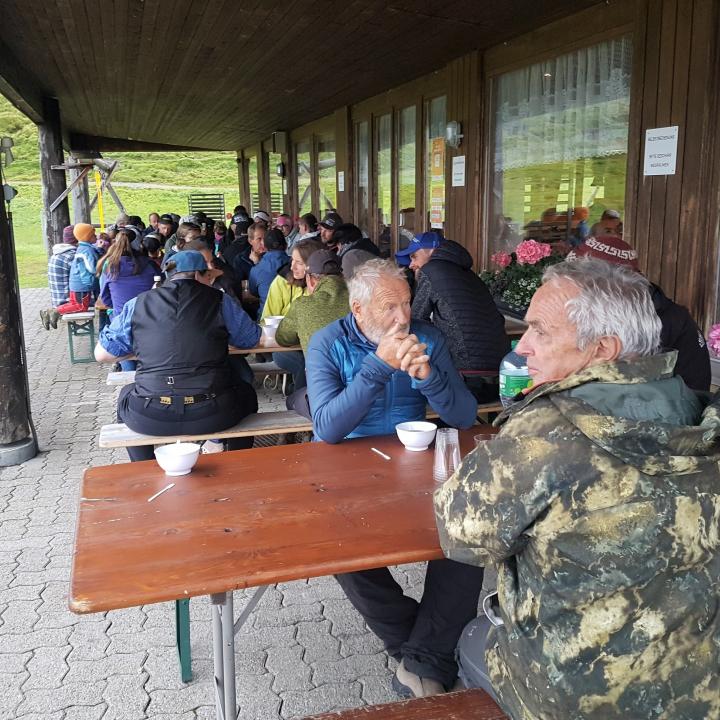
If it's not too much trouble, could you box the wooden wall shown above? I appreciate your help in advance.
[444,52,483,267]
[625,0,720,326]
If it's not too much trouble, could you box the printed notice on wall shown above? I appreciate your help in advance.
[338,171,345,192]
[451,156,466,187]
[644,126,678,176]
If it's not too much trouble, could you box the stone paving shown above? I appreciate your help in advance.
[0,288,462,720]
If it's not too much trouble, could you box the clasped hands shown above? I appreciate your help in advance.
[375,322,431,380]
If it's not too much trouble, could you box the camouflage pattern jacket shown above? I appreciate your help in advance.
[435,352,720,720]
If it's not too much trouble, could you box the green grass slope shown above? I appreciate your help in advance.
[0,94,240,287]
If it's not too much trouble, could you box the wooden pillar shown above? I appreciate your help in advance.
[69,157,91,224]
[38,97,70,256]
[0,196,38,465]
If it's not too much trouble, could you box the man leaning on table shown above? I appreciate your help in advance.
[94,250,260,462]
[435,257,720,720]
[306,258,484,700]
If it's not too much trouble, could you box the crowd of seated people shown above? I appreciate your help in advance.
[44,197,713,719]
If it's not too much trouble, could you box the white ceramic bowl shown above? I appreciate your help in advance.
[154,442,201,476]
[395,421,437,452]
[264,315,284,328]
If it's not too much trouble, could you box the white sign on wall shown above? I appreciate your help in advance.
[451,155,466,187]
[643,126,679,176]
[338,171,345,192]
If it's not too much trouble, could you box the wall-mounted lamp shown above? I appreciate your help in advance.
[1,137,14,167]
[276,161,286,178]
[445,121,463,149]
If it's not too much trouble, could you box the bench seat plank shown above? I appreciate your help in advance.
[303,689,506,720]
[98,402,503,448]
[99,410,314,447]
[60,311,95,322]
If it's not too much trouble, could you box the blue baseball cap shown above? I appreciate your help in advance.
[169,250,208,274]
[395,231,444,263]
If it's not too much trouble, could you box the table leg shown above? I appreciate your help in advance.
[211,592,236,720]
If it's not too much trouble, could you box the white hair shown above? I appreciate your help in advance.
[347,258,408,308]
[542,257,661,358]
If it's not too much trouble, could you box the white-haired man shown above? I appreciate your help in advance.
[306,259,483,699]
[436,258,720,719]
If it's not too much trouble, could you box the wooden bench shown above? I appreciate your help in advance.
[60,311,96,364]
[303,689,506,719]
[98,402,503,449]
[106,361,289,387]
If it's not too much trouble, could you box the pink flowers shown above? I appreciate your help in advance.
[708,324,720,357]
[514,239,552,265]
[491,251,512,268]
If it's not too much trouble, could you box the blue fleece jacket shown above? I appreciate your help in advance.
[248,250,288,316]
[69,241,101,293]
[306,314,477,443]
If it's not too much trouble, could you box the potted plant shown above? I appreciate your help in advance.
[480,240,567,318]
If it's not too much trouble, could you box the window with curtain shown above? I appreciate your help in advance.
[425,96,446,231]
[398,105,417,250]
[267,151,284,218]
[247,155,260,213]
[295,141,312,216]
[489,36,633,253]
[317,134,337,211]
[376,114,393,256]
[355,121,370,236]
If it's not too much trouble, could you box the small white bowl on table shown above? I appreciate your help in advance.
[154,442,201,476]
[395,421,437,452]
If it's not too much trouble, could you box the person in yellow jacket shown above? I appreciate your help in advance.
[264,237,324,389]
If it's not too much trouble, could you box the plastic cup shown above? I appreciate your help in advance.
[474,432,497,447]
[433,428,461,485]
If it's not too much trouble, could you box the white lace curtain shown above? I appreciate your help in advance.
[495,36,633,171]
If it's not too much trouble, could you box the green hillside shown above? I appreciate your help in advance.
[0,94,240,287]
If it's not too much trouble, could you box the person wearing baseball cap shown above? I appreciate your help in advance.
[394,231,444,271]
[319,211,343,251]
[253,210,271,227]
[400,231,509,401]
[570,235,710,390]
[95,250,262,462]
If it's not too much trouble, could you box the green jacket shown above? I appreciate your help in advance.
[435,352,720,720]
[275,275,350,353]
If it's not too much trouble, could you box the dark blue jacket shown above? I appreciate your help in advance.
[307,314,477,443]
[249,250,288,315]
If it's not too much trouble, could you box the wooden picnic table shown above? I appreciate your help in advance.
[70,427,493,719]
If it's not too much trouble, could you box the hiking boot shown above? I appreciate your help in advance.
[49,309,61,329]
[39,309,51,330]
[201,440,225,454]
[392,659,446,699]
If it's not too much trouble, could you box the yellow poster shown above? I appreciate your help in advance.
[430,138,445,227]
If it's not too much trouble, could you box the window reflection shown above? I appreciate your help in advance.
[489,37,632,253]
[317,134,337,211]
[376,113,392,257]
[398,105,417,250]
[355,121,370,236]
[295,141,312,215]
[426,96,446,232]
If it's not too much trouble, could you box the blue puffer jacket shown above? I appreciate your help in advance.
[69,242,101,293]
[248,250,288,315]
[307,314,477,442]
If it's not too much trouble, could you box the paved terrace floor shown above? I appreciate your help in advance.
[0,288,448,720]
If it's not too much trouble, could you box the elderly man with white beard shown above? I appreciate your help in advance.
[306,258,482,700]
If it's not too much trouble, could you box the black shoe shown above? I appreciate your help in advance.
[39,309,51,330]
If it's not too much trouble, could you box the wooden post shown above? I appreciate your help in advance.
[38,97,70,256]
[69,156,91,224]
[0,196,38,465]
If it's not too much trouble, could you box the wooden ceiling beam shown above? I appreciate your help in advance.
[69,132,211,153]
[0,38,44,123]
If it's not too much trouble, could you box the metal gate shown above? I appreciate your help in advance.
[188,193,225,220]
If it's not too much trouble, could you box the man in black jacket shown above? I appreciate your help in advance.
[571,235,710,391]
[397,232,510,402]
[334,223,381,277]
